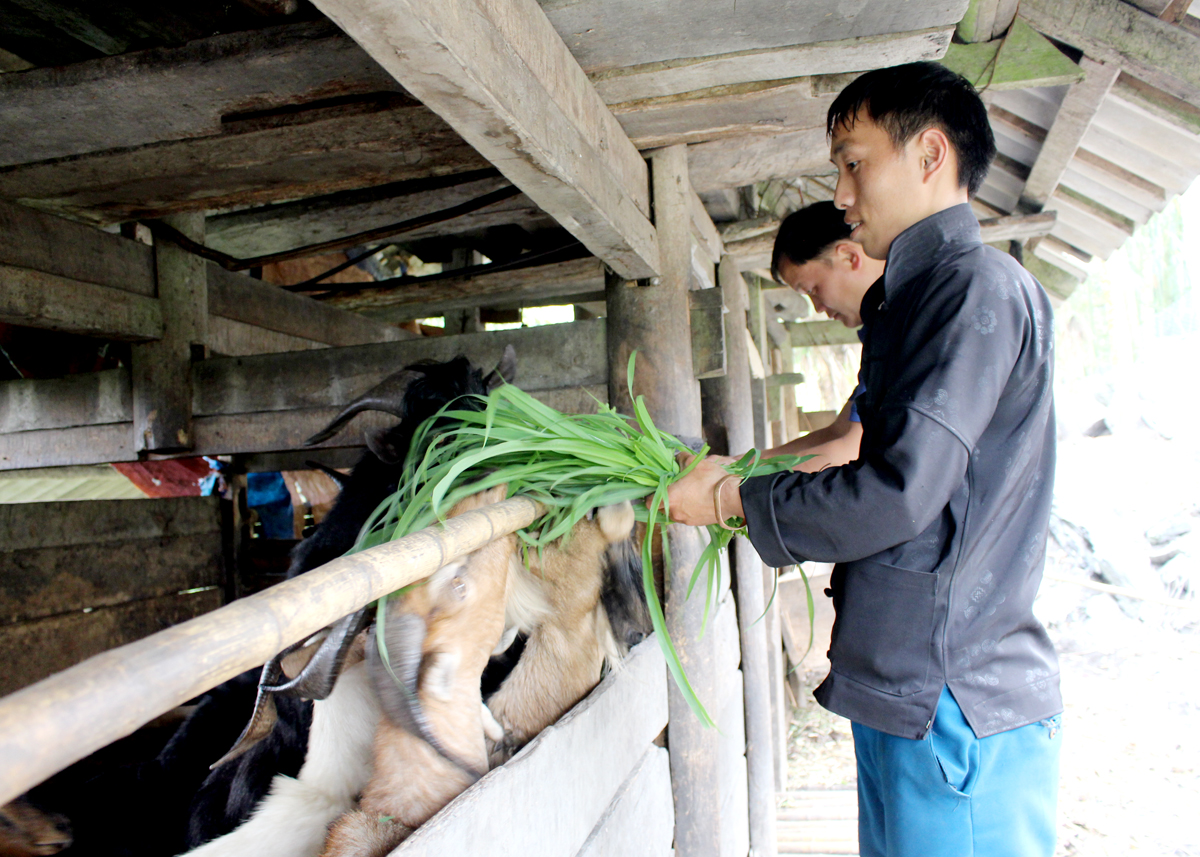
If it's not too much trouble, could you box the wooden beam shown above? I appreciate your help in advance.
[206,266,409,346]
[0,99,488,225]
[1020,58,1121,210]
[689,188,724,264]
[787,319,862,347]
[310,0,659,280]
[0,496,542,807]
[978,212,1059,242]
[590,28,953,103]
[688,127,830,191]
[612,79,834,150]
[0,370,128,435]
[0,21,398,168]
[0,264,161,340]
[1018,0,1200,108]
[319,257,607,319]
[1113,72,1200,135]
[540,0,973,74]
[193,320,608,418]
[940,19,1084,90]
[957,0,1021,42]
[204,173,539,259]
[132,212,207,452]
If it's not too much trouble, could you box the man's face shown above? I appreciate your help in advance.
[776,250,870,328]
[830,112,929,261]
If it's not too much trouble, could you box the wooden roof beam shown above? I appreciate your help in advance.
[309,0,659,280]
[1019,58,1121,211]
[957,0,1021,43]
[1019,0,1200,108]
[590,27,953,103]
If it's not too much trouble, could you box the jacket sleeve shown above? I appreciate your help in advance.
[741,255,1033,567]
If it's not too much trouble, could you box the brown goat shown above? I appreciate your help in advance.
[484,500,638,766]
[0,799,71,857]
[319,485,517,857]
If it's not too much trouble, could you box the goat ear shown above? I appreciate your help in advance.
[484,344,517,391]
[365,427,404,464]
[304,368,422,446]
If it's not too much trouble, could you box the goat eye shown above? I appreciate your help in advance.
[451,576,467,599]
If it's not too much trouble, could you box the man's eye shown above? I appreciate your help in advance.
[846,161,860,170]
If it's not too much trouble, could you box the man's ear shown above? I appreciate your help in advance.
[916,127,952,182]
[834,241,861,271]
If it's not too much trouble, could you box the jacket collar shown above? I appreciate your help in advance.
[882,203,981,301]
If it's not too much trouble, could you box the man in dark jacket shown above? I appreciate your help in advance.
[664,62,1062,856]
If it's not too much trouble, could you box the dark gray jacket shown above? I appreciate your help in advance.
[741,204,1061,739]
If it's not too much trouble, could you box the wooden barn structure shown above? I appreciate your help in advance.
[1,0,1198,855]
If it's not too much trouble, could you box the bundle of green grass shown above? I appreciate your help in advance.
[352,354,803,724]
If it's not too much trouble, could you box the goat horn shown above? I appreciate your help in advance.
[209,660,286,769]
[304,369,424,446]
[366,616,484,782]
[268,607,370,699]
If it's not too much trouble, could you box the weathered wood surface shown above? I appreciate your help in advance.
[689,188,725,264]
[0,21,398,167]
[575,747,674,857]
[204,172,542,258]
[206,317,327,358]
[612,79,834,151]
[688,127,831,192]
[0,496,542,805]
[718,668,750,857]
[0,424,134,471]
[0,497,223,624]
[207,266,409,346]
[689,287,726,381]
[0,370,129,435]
[701,257,779,857]
[0,588,224,698]
[132,212,206,452]
[957,0,1021,42]
[1020,58,1121,210]
[940,18,1084,91]
[0,200,155,295]
[0,263,161,341]
[394,637,667,857]
[193,319,607,416]
[322,258,607,318]
[1113,72,1200,136]
[1019,0,1200,108]
[590,28,952,103]
[539,0,970,73]
[312,0,659,280]
[787,319,863,347]
[0,99,487,224]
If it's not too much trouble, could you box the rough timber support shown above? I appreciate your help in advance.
[701,256,780,857]
[1019,0,1200,108]
[309,0,660,280]
[605,145,719,857]
[1020,57,1122,211]
[131,212,206,453]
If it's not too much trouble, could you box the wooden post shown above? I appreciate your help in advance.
[132,212,207,452]
[606,145,719,857]
[744,273,789,787]
[701,256,779,857]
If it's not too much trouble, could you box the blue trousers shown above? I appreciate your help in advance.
[852,686,1061,857]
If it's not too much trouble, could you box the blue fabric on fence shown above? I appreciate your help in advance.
[247,472,294,540]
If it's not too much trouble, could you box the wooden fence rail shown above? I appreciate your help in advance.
[0,496,542,806]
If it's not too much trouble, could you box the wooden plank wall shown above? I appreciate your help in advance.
[0,497,225,696]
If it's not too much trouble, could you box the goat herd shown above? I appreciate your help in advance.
[1,350,654,857]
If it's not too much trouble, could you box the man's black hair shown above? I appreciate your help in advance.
[826,61,996,198]
[770,201,853,283]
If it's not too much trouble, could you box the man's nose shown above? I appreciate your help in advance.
[833,174,852,211]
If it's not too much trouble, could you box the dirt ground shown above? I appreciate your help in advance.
[783,425,1200,856]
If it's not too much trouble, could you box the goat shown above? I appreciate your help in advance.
[180,486,517,857]
[183,351,516,847]
[319,485,517,857]
[485,502,643,765]
[0,798,70,857]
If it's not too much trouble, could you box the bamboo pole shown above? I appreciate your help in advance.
[0,496,541,806]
